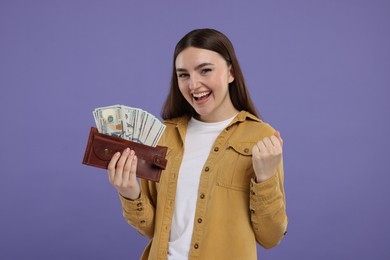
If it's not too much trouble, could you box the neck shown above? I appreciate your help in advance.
[198,108,239,122]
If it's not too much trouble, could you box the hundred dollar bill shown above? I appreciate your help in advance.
[93,104,165,147]
[93,105,123,138]
[121,106,136,141]
[139,113,152,144]
[143,117,166,146]
[133,108,145,143]
[93,104,120,132]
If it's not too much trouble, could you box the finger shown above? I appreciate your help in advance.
[252,143,260,155]
[274,131,283,144]
[108,152,121,182]
[262,137,274,151]
[270,135,282,148]
[263,137,278,154]
[122,150,135,182]
[256,140,268,154]
[114,148,130,183]
[129,154,138,182]
[270,135,283,154]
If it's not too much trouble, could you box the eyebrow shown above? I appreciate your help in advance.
[176,62,214,72]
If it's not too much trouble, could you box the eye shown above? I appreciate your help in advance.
[177,73,189,79]
[201,68,212,74]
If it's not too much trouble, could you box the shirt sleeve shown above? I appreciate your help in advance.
[249,160,288,248]
[119,180,157,239]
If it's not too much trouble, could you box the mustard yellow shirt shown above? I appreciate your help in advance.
[119,111,288,260]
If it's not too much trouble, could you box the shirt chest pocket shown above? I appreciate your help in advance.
[216,142,256,192]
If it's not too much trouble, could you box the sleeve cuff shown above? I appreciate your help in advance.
[250,174,282,205]
[119,192,145,215]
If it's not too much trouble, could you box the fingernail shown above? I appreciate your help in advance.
[130,150,135,155]
[124,148,130,153]
[115,152,120,157]
[133,155,137,161]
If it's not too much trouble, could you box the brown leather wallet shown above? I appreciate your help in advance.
[82,127,168,182]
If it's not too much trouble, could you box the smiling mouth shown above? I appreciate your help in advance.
[192,91,212,101]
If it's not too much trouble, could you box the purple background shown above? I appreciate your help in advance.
[1,1,389,259]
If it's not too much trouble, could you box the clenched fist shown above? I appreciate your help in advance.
[252,131,283,183]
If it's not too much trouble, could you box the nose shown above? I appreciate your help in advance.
[189,74,201,90]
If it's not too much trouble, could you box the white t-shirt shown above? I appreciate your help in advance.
[167,115,236,259]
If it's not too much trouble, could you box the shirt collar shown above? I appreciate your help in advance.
[234,110,261,123]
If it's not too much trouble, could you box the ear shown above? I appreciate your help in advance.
[228,66,235,83]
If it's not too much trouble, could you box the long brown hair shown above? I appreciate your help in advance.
[161,28,260,120]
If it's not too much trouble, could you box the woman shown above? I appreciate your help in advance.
[108,28,287,259]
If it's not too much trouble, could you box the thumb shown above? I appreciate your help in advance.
[274,131,283,144]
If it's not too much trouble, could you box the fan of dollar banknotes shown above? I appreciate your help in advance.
[93,105,166,147]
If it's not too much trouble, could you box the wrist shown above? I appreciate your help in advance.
[255,174,272,183]
[119,189,140,201]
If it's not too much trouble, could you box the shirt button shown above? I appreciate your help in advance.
[137,202,142,207]
[197,218,202,223]
[194,243,199,249]
[214,147,219,152]
[140,220,145,224]
[251,190,256,195]
[200,193,205,199]
[205,167,209,172]
[244,148,249,153]
[250,209,255,214]
[137,208,143,211]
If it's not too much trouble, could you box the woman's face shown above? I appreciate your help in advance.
[175,47,237,122]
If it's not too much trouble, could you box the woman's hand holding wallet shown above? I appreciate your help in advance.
[108,148,141,200]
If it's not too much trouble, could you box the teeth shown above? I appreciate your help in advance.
[193,92,210,98]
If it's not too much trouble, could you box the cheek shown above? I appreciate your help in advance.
[178,82,190,99]
[214,70,230,84]
[214,74,230,90]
